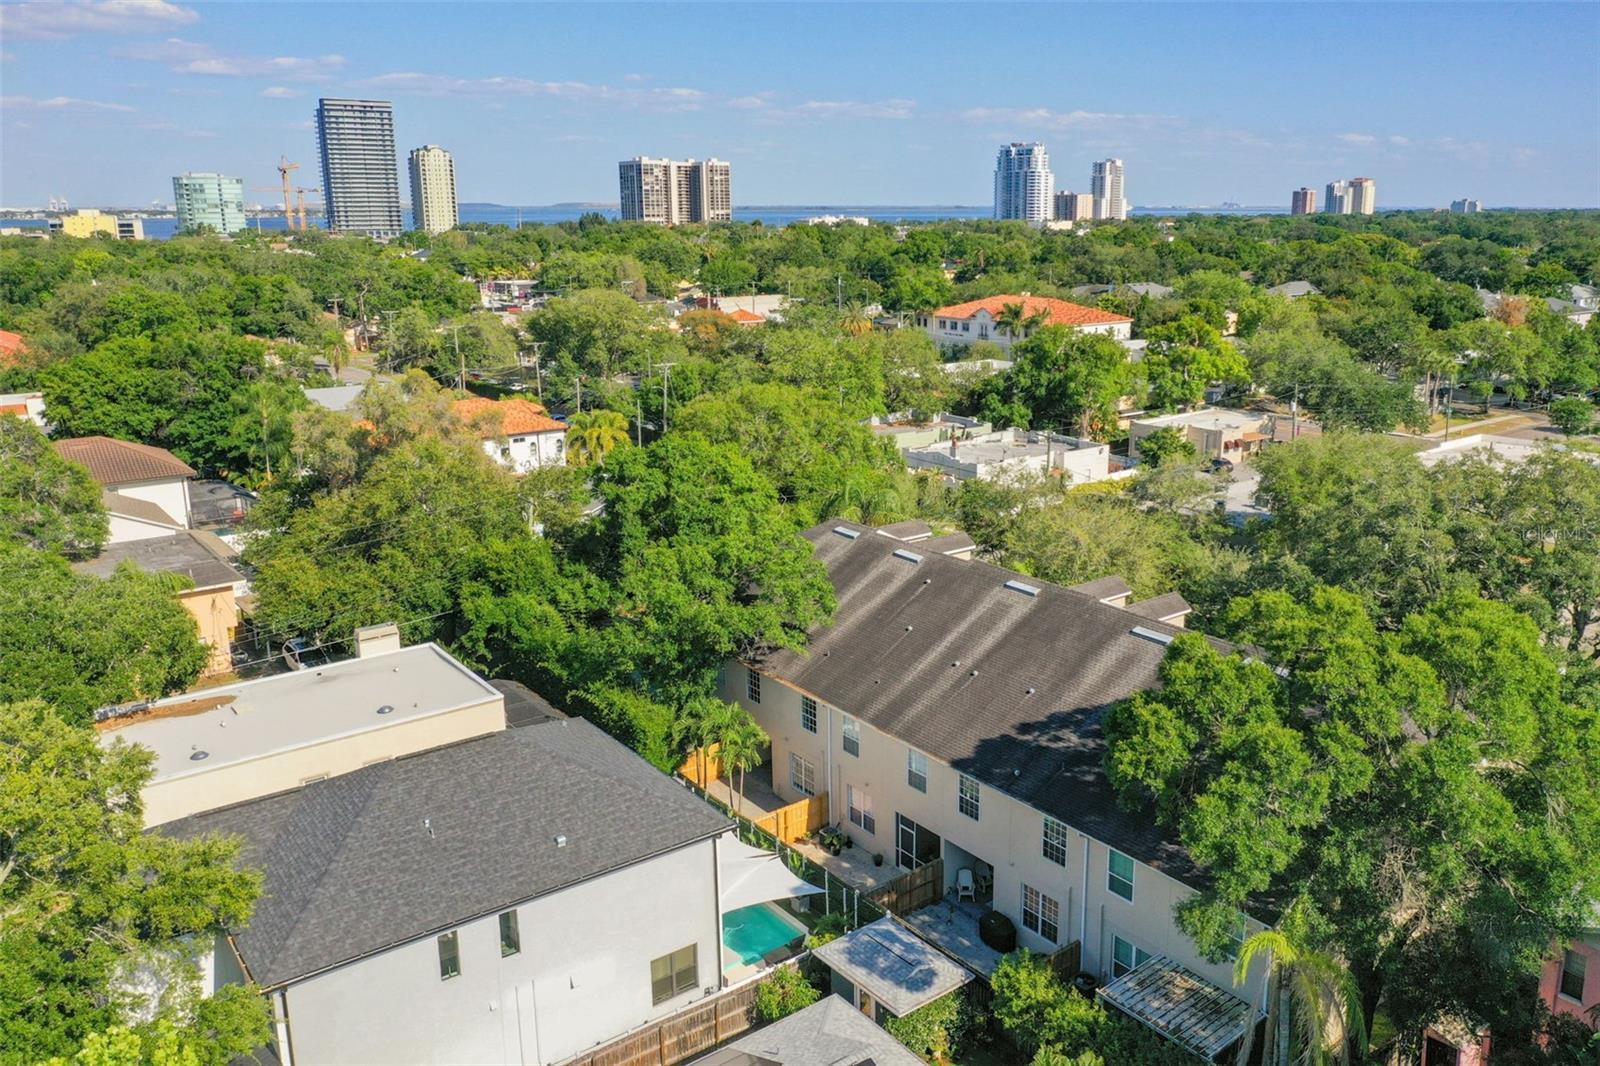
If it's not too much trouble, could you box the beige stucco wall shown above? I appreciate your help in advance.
[141,697,505,826]
[721,664,1268,1005]
[180,585,238,675]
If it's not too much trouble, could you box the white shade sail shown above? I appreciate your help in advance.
[719,836,824,912]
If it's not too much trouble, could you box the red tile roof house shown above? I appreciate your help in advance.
[452,396,568,473]
[916,294,1133,352]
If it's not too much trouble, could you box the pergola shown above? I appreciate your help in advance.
[1097,955,1262,1062]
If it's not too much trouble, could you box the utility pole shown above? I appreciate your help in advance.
[1291,382,1300,440]
[836,275,843,311]
[658,362,677,433]
[444,324,464,390]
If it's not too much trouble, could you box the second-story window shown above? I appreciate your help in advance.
[1108,848,1135,902]
[800,696,817,734]
[1561,949,1587,1001]
[437,931,460,980]
[746,668,761,704]
[1042,815,1069,866]
[907,748,928,792]
[842,715,860,757]
[499,910,521,957]
[958,774,979,820]
[1021,884,1059,943]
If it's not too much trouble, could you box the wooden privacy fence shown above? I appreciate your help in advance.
[752,792,829,844]
[678,744,722,788]
[557,967,773,1066]
[869,858,944,916]
[1047,939,1082,981]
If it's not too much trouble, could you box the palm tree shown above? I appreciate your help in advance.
[565,409,629,466]
[840,304,873,337]
[996,301,1049,342]
[716,710,769,818]
[671,696,740,796]
[1233,926,1364,1066]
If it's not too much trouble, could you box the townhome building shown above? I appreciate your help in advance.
[718,521,1270,1048]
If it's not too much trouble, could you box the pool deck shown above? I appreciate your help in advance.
[721,900,808,986]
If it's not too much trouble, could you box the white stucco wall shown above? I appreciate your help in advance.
[480,430,566,474]
[277,837,721,1066]
[921,311,1131,352]
[721,666,1268,1005]
[111,478,191,530]
[107,513,182,544]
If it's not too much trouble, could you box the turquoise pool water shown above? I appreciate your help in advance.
[723,903,803,966]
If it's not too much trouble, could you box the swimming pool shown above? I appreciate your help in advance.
[722,902,806,967]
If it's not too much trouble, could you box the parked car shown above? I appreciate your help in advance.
[282,637,336,672]
[1210,457,1235,473]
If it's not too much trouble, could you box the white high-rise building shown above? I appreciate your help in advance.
[1091,158,1128,220]
[172,173,247,234]
[408,145,458,234]
[1349,177,1376,215]
[316,98,403,237]
[618,157,731,225]
[1324,180,1353,215]
[1451,198,1483,214]
[993,143,1054,222]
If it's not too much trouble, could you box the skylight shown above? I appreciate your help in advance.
[1004,579,1040,597]
[892,549,924,564]
[1129,626,1174,646]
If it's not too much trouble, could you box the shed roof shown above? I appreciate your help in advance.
[811,918,973,1017]
[692,995,923,1066]
[159,719,732,988]
[1098,956,1259,1061]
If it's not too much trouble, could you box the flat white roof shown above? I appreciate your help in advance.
[96,644,501,781]
[1132,407,1262,431]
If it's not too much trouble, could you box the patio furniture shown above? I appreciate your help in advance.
[975,870,994,897]
[956,867,976,902]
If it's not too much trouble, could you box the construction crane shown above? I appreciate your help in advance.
[276,156,299,228]
[293,187,320,231]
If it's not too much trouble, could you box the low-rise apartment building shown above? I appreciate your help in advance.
[917,295,1133,352]
[719,522,1270,1028]
[54,435,196,542]
[453,396,568,472]
[904,427,1116,485]
[1128,407,1315,462]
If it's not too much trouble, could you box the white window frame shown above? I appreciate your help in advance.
[1042,815,1069,867]
[907,748,928,792]
[437,930,460,980]
[1021,884,1059,944]
[1559,948,1587,1002]
[789,752,816,797]
[1108,848,1135,902]
[746,668,761,703]
[800,695,818,734]
[847,784,875,835]
[958,774,979,820]
[842,715,860,757]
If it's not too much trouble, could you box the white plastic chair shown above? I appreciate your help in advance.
[956,867,976,902]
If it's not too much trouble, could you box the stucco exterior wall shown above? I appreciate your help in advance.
[112,478,191,529]
[141,697,506,826]
[276,838,720,1066]
[180,585,238,675]
[1538,929,1600,1028]
[480,430,566,474]
[106,513,181,544]
[922,312,1131,352]
[721,665,1268,1006]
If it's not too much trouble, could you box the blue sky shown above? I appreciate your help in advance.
[2,1,1597,209]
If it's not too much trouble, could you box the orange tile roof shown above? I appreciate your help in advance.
[0,330,24,366]
[54,436,196,485]
[727,308,765,324]
[930,295,1132,327]
[0,403,27,417]
[452,396,567,437]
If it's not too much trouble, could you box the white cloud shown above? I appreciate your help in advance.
[960,106,1171,131]
[120,38,345,79]
[790,98,917,120]
[0,94,134,112]
[136,118,217,138]
[728,95,770,110]
[356,71,706,110]
[1337,132,1377,145]
[0,1,197,41]
[1388,135,1410,146]
[260,86,301,99]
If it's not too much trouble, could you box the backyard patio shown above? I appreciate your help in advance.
[899,893,1003,977]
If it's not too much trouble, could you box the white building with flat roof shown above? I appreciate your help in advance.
[408,145,458,234]
[905,428,1114,484]
[316,98,403,237]
[619,157,731,224]
[1091,158,1128,220]
[994,143,1054,223]
[173,173,247,234]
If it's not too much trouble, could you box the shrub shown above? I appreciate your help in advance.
[754,965,820,1022]
[806,912,848,948]
[883,987,988,1062]
[978,909,1017,953]
[1549,396,1596,436]
[1138,426,1197,466]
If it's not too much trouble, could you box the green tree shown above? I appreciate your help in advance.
[1141,315,1249,411]
[0,546,210,726]
[716,707,768,817]
[0,700,269,1063]
[0,416,107,558]
[1548,396,1596,435]
[1137,426,1197,467]
[999,488,1204,601]
[752,965,820,1022]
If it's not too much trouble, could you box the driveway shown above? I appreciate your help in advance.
[1222,461,1266,526]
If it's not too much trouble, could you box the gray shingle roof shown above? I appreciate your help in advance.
[1127,592,1192,623]
[810,918,973,1018]
[160,720,732,987]
[1067,575,1134,603]
[754,523,1227,890]
[102,488,181,528]
[73,528,243,589]
[694,995,923,1066]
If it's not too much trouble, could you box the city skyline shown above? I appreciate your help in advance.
[1,2,1597,210]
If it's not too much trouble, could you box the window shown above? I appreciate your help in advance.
[437,931,460,980]
[1022,885,1060,943]
[1111,935,1151,979]
[847,785,875,835]
[1042,816,1069,867]
[746,668,761,703]
[499,910,521,957]
[790,753,816,797]
[842,715,860,757]
[1108,849,1135,902]
[800,696,818,733]
[1560,949,1587,1001]
[958,774,980,820]
[1226,914,1247,961]
[907,748,928,792]
[650,944,699,1005]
